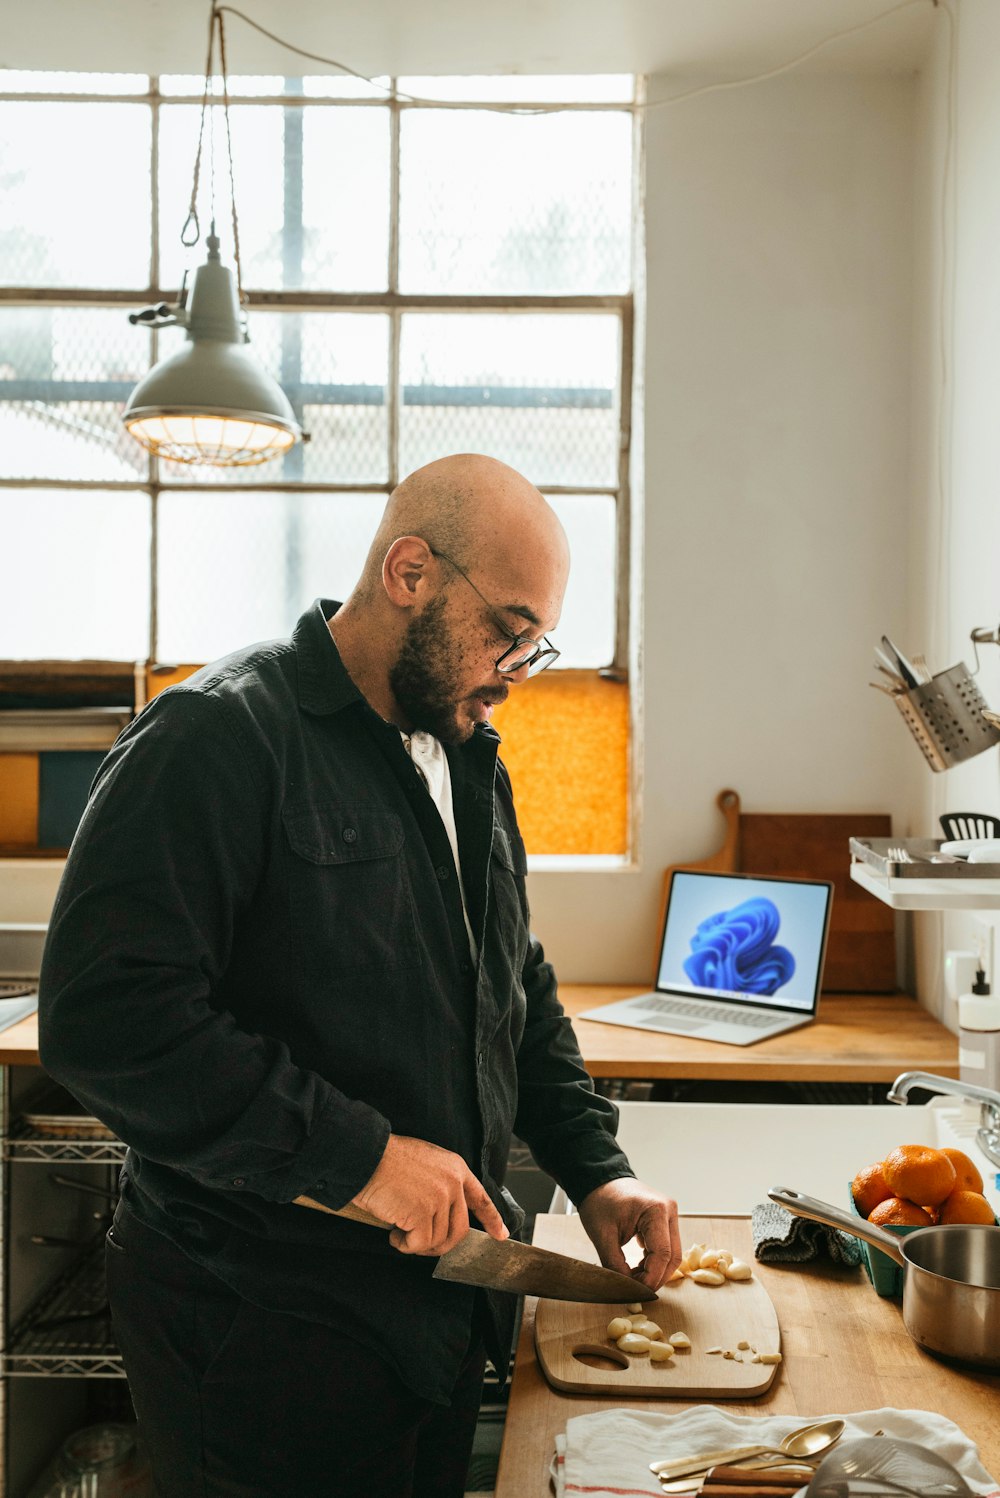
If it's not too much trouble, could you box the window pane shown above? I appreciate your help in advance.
[160,75,387,100]
[2,490,150,657]
[399,313,620,488]
[153,312,389,486]
[158,103,390,292]
[399,110,632,294]
[547,494,616,668]
[0,104,151,286]
[0,308,151,481]
[0,71,149,95]
[398,76,634,103]
[157,491,385,660]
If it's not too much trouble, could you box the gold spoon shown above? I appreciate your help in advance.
[650,1418,846,1479]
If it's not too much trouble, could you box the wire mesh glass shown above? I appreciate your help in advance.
[0,307,152,481]
[547,494,617,668]
[152,311,390,486]
[157,102,391,293]
[156,490,386,661]
[397,76,635,103]
[0,103,151,287]
[159,74,388,100]
[2,489,151,657]
[0,71,149,94]
[399,108,633,294]
[399,312,621,488]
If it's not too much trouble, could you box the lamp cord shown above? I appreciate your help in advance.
[215,0,933,116]
[179,2,246,310]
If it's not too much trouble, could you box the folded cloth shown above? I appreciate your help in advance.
[751,1201,863,1265]
[551,1406,999,1498]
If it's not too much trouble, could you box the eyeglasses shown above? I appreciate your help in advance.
[430,548,560,677]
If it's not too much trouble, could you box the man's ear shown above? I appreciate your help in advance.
[382,535,434,608]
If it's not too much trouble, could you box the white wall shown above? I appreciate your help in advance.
[529,70,919,982]
[908,0,1000,1026]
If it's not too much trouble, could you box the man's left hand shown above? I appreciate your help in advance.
[577,1177,681,1291]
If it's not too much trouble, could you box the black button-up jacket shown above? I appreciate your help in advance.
[38,600,632,1403]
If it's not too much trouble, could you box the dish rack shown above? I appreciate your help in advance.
[850,838,1000,879]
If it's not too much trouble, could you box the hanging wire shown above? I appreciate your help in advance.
[215,0,934,116]
[216,6,246,305]
[180,3,218,245]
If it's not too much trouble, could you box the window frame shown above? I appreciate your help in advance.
[0,74,639,673]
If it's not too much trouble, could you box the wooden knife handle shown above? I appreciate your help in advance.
[706,1471,809,1488]
[294,1194,392,1230]
[701,1486,807,1498]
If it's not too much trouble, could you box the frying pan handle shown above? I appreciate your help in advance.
[767,1187,907,1267]
[294,1194,392,1230]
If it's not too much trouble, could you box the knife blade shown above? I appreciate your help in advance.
[294,1195,657,1302]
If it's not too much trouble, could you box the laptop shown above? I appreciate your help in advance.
[580,869,834,1047]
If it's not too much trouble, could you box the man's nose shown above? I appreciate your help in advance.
[502,660,533,686]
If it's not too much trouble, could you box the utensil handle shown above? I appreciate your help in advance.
[652,1446,770,1478]
[294,1194,392,1230]
[767,1187,907,1266]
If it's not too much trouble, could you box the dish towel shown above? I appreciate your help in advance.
[751,1201,863,1266]
[551,1405,999,1498]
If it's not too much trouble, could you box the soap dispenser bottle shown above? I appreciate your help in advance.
[958,967,1000,1093]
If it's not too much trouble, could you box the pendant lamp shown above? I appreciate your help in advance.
[123,3,304,467]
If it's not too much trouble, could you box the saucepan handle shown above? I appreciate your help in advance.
[767,1186,907,1267]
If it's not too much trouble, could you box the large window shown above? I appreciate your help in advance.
[1,71,638,670]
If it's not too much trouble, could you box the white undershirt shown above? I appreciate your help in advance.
[400,730,478,961]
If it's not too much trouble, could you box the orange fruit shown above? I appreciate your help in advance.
[937,1190,996,1225]
[868,1197,933,1228]
[852,1161,893,1217]
[881,1144,957,1207]
[940,1147,984,1195]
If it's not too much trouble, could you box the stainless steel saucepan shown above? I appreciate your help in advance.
[768,1186,1000,1369]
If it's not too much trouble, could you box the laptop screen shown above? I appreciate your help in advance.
[656,870,833,1014]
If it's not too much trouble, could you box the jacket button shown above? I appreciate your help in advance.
[232,1177,246,1187]
[342,826,357,843]
[435,864,450,881]
[460,961,472,976]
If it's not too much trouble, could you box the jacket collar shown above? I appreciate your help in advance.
[294,599,364,716]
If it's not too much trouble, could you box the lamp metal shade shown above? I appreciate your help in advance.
[124,242,302,467]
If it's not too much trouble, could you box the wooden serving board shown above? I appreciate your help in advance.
[738,812,896,993]
[533,1216,780,1398]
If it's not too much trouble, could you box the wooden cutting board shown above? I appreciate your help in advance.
[738,812,895,992]
[533,1216,780,1398]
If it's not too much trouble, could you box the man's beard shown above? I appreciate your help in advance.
[389,596,480,745]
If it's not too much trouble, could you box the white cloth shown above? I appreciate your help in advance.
[400,730,477,959]
[551,1405,999,1498]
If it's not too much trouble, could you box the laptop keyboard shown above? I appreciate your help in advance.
[632,995,777,1029]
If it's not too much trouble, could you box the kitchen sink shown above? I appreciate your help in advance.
[553,1100,1000,1217]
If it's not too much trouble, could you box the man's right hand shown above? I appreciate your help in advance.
[352,1134,509,1256]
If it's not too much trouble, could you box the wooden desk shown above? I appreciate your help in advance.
[495,1214,1000,1497]
[560,988,959,1084]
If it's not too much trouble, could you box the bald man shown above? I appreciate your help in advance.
[39,454,679,1498]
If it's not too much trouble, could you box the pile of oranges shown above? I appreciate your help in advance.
[851,1144,996,1228]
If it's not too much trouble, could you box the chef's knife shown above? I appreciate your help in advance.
[294,1194,657,1302]
[880,635,920,690]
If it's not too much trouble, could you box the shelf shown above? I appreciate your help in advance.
[850,860,1000,910]
[6,1237,124,1378]
[4,1122,126,1165]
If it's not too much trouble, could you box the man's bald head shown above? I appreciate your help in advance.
[330,453,570,738]
[361,453,569,603]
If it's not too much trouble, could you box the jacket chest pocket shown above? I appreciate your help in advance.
[282,806,416,975]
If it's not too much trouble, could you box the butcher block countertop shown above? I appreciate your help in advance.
[556,988,959,1083]
[0,991,958,1081]
[494,1214,1000,1497]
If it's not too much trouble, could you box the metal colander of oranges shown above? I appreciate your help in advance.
[850,1144,998,1295]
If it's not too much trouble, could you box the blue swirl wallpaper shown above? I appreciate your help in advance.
[657,872,831,1011]
[682,897,795,996]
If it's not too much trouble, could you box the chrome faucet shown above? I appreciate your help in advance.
[887,1071,1000,1170]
